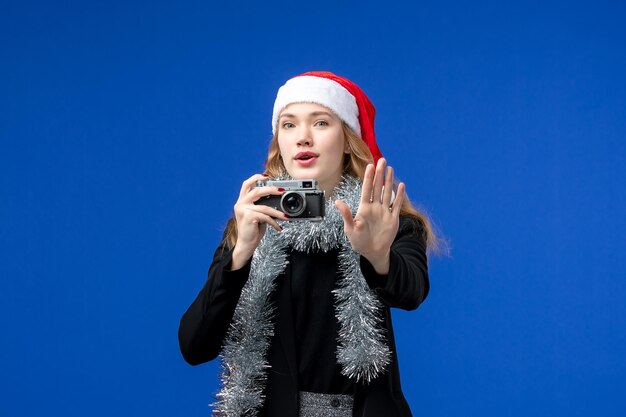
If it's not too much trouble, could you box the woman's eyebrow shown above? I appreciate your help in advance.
[279,111,335,120]
[310,111,335,118]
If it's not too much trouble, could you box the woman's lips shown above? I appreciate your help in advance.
[294,152,319,166]
[295,156,318,166]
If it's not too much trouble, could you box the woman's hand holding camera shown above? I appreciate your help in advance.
[230,174,288,270]
[335,158,406,275]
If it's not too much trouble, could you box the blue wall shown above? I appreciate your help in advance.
[2,1,625,415]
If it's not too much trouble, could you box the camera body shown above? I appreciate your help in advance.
[254,179,325,221]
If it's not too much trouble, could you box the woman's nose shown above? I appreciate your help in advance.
[296,128,313,146]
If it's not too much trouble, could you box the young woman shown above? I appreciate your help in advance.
[179,71,438,417]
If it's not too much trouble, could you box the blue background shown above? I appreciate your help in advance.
[2,0,625,416]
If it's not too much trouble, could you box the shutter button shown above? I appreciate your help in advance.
[330,398,341,408]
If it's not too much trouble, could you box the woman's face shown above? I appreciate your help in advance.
[277,102,349,196]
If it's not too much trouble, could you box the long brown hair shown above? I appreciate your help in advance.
[223,123,445,257]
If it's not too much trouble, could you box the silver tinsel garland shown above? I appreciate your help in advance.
[213,176,391,416]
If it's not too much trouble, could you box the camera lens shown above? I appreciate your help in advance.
[280,192,306,216]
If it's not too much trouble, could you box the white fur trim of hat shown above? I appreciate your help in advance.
[272,76,360,136]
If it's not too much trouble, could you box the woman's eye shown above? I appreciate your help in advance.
[315,120,328,127]
[282,122,295,129]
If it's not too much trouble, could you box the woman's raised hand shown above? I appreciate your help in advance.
[335,158,406,275]
[230,174,288,270]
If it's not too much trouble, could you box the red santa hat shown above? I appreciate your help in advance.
[272,71,383,163]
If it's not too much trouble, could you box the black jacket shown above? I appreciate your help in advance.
[179,216,430,416]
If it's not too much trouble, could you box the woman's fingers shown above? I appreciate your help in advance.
[236,207,282,243]
[252,213,283,232]
[361,159,398,210]
[250,203,289,221]
[243,185,285,204]
[362,158,391,206]
[236,173,285,208]
[382,166,394,207]
[390,182,405,216]
[372,158,387,204]
[239,174,267,200]
[360,163,375,205]
[235,200,288,221]
[335,200,355,234]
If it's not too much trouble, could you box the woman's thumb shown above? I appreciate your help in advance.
[334,200,354,234]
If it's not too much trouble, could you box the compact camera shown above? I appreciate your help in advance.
[254,179,325,221]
